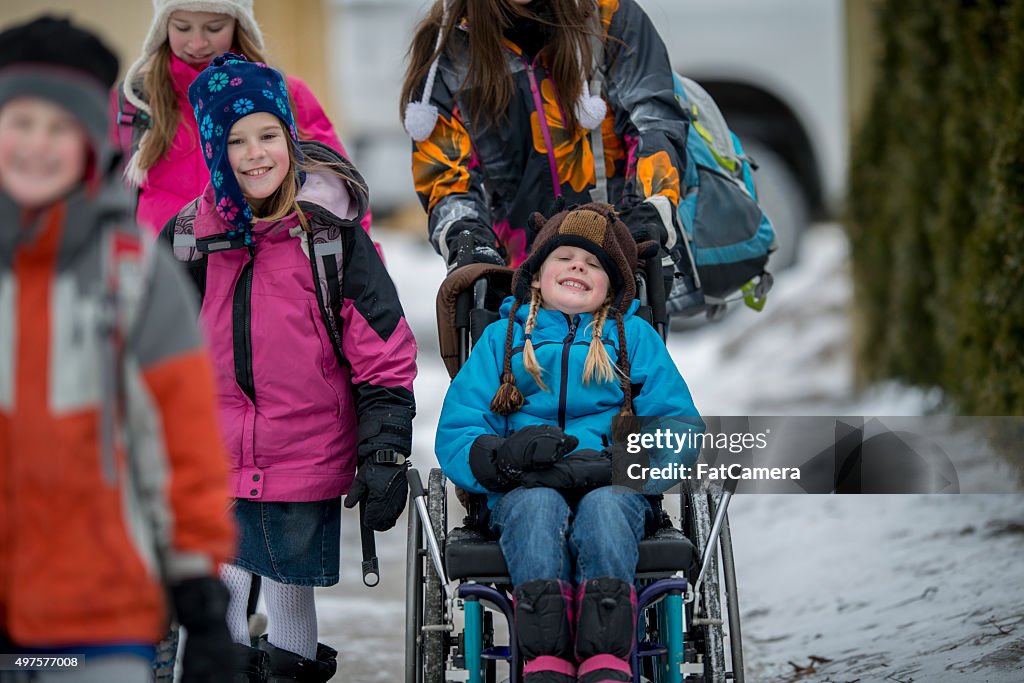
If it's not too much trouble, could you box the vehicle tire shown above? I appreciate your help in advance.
[422,468,449,683]
[682,480,727,682]
[741,138,810,271]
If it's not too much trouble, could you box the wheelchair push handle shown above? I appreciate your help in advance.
[359,503,380,587]
[407,468,454,600]
[407,467,427,499]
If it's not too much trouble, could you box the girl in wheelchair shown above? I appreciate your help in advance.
[436,202,703,683]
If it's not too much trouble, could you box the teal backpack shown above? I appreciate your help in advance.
[668,73,776,318]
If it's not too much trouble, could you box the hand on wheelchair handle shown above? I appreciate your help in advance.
[343,459,410,531]
[615,200,669,245]
[446,226,505,272]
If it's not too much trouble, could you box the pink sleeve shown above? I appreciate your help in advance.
[287,75,377,242]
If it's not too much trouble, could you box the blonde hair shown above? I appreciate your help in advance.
[133,26,302,172]
[520,287,618,392]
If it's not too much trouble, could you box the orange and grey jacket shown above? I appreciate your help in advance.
[0,179,235,646]
[411,0,687,266]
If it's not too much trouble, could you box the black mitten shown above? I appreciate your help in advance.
[520,449,613,491]
[343,454,410,531]
[497,425,579,471]
[171,577,233,683]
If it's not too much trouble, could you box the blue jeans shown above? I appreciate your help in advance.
[489,486,652,585]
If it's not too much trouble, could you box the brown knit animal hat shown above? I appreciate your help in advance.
[490,202,656,417]
[512,202,642,310]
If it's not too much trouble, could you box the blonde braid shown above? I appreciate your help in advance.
[582,302,616,385]
[522,289,549,391]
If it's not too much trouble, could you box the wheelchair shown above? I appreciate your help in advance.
[405,254,745,683]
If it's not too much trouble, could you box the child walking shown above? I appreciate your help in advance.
[162,53,417,681]
[436,203,703,683]
[0,16,235,683]
[114,0,373,239]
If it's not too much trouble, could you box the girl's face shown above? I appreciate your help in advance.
[0,97,88,209]
[532,245,611,316]
[227,112,291,211]
[167,11,236,66]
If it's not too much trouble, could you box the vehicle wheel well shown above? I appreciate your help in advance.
[693,80,823,215]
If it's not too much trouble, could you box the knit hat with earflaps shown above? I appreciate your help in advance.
[0,16,119,172]
[490,202,658,417]
[121,0,265,184]
[187,52,301,247]
[403,0,607,141]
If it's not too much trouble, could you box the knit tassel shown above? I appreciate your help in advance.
[490,372,525,416]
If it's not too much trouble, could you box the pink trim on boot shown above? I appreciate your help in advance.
[578,654,631,677]
[523,656,577,676]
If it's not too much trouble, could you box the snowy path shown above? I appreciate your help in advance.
[314,225,1023,682]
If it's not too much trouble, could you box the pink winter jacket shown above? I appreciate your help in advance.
[110,52,374,238]
[181,162,416,502]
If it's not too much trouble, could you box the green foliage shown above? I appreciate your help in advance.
[847,0,1024,415]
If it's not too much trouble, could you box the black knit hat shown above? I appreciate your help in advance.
[0,16,118,88]
[0,16,119,161]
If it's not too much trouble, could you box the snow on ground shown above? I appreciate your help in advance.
[315,224,1024,682]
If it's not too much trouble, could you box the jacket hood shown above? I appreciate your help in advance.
[0,168,135,264]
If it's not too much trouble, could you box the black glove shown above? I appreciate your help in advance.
[171,577,233,683]
[520,449,613,490]
[446,225,505,272]
[615,200,669,245]
[343,453,410,531]
[469,426,579,492]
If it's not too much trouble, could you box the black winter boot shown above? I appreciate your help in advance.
[575,577,636,683]
[257,635,338,682]
[513,579,576,683]
[231,642,270,682]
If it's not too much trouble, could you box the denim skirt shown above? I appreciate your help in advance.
[232,497,342,586]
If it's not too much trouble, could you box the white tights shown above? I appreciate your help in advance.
[220,563,318,661]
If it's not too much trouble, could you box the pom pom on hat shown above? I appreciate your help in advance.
[575,80,607,130]
[404,100,439,142]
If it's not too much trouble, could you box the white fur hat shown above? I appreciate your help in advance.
[119,0,264,185]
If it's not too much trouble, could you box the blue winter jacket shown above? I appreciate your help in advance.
[435,297,704,508]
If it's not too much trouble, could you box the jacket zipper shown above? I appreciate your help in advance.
[557,314,579,429]
[232,247,256,403]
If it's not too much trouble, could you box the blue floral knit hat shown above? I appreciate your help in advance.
[188,52,301,245]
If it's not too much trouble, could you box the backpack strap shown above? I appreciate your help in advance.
[303,216,346,367]
[115,80,151,164]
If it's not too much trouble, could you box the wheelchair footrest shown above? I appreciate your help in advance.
[636,642,669,658]
[481,646,512,661]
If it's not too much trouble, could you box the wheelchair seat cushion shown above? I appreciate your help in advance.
[444,525,697,582]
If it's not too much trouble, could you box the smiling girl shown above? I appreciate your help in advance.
[158,53,417,680]
[436,202,703,682]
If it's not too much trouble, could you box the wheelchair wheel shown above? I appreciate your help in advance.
[405,488,424,683]
[422,468,449,683]
[682,480,727,682]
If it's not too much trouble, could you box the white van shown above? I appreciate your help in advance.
[328,0,847,267]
